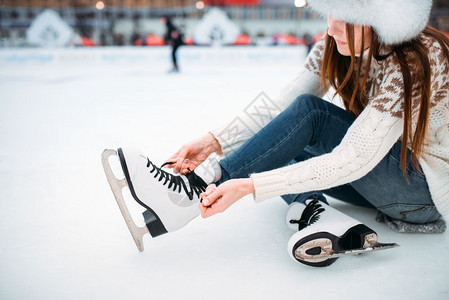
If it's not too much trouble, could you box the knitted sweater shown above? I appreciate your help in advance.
[210,35,449,216]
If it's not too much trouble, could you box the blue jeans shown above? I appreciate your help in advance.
[217,94,441,224]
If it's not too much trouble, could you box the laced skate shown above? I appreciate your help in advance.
[151,160,207,201]
[286,199,399,267]
[102,148,214,252]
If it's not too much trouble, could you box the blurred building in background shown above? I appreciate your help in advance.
[0,0,448,47]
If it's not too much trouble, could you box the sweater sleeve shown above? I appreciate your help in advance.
[250,59,407,202]
[210,39,326,156]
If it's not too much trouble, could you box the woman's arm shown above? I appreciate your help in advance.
[250,59,408,201]
[251,103,404,201]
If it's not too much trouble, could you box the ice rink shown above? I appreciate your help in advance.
[1,46,448,300]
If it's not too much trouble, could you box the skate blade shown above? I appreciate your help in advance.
[325,242,400,260]
[102,149,150,252]
[296,241,399,262]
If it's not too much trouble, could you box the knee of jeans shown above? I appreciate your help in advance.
[378,204,442,224]
[292,94,327,115]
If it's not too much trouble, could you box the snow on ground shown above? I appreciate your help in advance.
[0,46,448,300]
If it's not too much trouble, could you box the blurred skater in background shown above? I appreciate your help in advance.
[161,16,184,73]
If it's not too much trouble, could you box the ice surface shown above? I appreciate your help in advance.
[0,46,448,300]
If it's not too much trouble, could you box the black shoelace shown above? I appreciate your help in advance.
[146,158,207,200]
[289,199,325,231]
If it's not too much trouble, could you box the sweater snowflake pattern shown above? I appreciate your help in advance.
[211,35,449,216]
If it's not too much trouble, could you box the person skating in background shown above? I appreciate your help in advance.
[160,16,184,73]
[303,33,314,53]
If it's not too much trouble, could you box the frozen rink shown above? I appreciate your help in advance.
[1,46,448,300]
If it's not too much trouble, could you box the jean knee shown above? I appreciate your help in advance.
[378,204,442,224]
[289,94,331,120]
[292,94,323,110]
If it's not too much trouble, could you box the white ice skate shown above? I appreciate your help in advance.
[286,199,399,267]
[102,148,219,252]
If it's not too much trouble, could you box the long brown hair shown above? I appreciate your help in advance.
[321,24,449,178]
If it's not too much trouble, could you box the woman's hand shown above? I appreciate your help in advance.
[165,133,222,174]
[199,178,255,218]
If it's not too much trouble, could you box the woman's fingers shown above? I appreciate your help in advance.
[200,186,222,207]
[164,156,194,174]
[199,190,223,218]
[200,202,220,218]
[200,185,216,202]
[164,150,180,168]
[171,147,194,174]
[163,159,177,169]
[164,157,188,174]
[199,179,255,218]
[165,135,214,173]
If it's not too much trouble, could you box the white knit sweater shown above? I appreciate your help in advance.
[210,35,449,216]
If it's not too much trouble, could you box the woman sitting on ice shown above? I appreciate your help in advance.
[104,0,449,266]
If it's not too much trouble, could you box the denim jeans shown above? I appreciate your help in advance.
[217,94,441,224]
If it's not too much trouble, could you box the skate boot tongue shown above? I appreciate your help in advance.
[191,157,222,184]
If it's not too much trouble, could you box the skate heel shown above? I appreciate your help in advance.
[143,210,168,238]
[288,200,398,267]
[338,224,377,250]
[102,149,150,252]
[292,232,339,267]
[337,224,377,251]
[292,225,382,267]
[118,148,169,238]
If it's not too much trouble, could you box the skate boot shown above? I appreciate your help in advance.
[286,199,398,267]
[101,147,221,251]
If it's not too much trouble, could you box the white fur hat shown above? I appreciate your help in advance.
[307,0,432,45]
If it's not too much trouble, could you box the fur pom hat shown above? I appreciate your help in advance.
[307,0,433,45]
